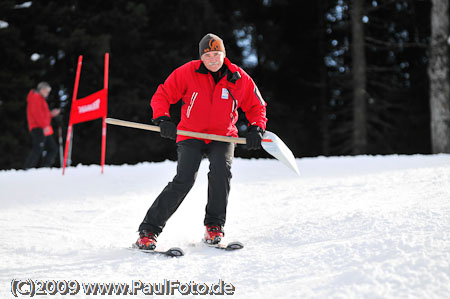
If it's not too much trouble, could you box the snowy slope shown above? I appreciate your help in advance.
[1,155,450,298]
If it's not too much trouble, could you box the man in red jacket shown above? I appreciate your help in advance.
[136,33,268,249]
[24,82,61,169]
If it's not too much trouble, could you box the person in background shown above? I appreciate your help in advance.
[135,33,268,250]
[24,82,60,169]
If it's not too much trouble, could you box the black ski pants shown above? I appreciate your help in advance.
[24,128,58,169]
[139,139,234,235]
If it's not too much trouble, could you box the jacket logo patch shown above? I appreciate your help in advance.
[221,88,229,100]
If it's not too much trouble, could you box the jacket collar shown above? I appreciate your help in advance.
[196,57,241,84]
[196,61,209,74]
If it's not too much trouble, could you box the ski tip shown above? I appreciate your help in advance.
[129,244,184,257]
[202,241,244,251]
[166,247,185,257]
[226,241,244,250]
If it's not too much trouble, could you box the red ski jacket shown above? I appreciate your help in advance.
[26,90,53,135]
[151,57,267,142]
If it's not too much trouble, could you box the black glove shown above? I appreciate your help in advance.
[153,116,177,140]
[246,125,264,150]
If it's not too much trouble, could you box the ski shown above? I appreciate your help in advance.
[129,244,184,257]
[204,241,244,251]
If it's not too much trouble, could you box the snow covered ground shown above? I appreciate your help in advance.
[1,154,450,298]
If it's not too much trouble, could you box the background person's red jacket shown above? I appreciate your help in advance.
[26,90,53,136]
[151,57,267,143]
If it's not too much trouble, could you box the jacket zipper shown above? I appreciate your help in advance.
[227,80,238,121]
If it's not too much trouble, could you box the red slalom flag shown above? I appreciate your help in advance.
[63,53,109,175]
[69,89,107,124]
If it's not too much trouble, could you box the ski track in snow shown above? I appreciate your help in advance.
[1,154,450,298]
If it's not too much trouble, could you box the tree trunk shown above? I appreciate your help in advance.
[318,0,330,156]
[351,0,368,155]
[429,0,450,153]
